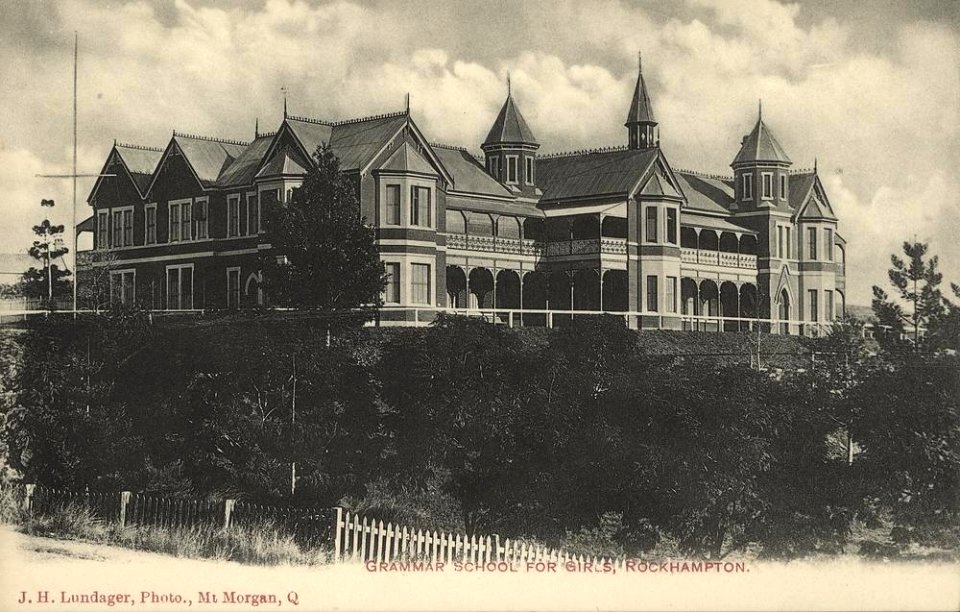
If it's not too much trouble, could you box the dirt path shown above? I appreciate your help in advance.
[1,525,958,611]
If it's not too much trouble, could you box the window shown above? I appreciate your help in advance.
[166,265,194,310]
[247,194,259,235]
[777,226,784,258]
[487,156,499,179]
[110,270,135,306]
[825,289,835,321]
[385,185,401,225]
[666,208,677,244]
[410,186,431,227]
[97,211,108,249]
[112,210,122,247]
[145,204,157,244]
[169,202,181,242]
[824,228,833,261]
[506,156,518,184]
[181,201,192,241]
[780,174,787,199]
[122,209,133,246]
[384,262,400,304]
[646,275,658,312]
[807,227,818,260]
[786,227,792,258]
[411,263,431,305]
[228,195,240,237]
[645,207,658,242]
[742,173,753,200]
[808,289,818,322]
[666,276,677,313]
[762,172,773,199]
[194,198,208,239]
[226,267,241,309]
[525,157,534,185]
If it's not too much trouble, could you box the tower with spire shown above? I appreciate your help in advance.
[626,52,658,150]
[482,74,540,196]
[731,101,792,209]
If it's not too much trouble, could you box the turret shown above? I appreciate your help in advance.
[625,53,658,149]
[482,75,539,195]
[731,101,792,209]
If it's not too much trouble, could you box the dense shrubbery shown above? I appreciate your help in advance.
[2,310,958,560]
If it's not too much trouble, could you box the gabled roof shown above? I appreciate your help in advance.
[431,144,513,198]
[639,163,681,198]
[381,142,436,175]
[792,172,837,221]
[536,147,658,201]
[732,114,791,166]
[256,148,307,179]
[675,171,735,214]
[173,134,247,186]
[788,171,817,209]
[282,112,409,173]
[115,144,163,194]
[626,64,656,125]
[215,134,273,187]
[483,93,538,146]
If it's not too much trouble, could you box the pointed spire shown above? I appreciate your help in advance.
[482,76,537,147]
[732,104,792,166]
[255,118,259,138]
[814,156,818,173]
[507,71,511,96]
[758,98,763,121]
[281,85,288,118]
[405,92,410,114]
[625,52,656,126]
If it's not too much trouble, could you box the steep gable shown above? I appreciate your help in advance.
[536,147,658,202]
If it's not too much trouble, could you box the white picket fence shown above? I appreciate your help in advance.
[331,507,620,568]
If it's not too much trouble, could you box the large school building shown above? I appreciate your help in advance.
[79,60,846,332]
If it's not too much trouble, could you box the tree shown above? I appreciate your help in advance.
[22,199,72,307]
[261,145,385,325]
[872,241,946,349]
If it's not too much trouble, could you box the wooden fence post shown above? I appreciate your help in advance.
[333,507,343,563]
[223,499,235,529]
[119,491,132,528]
[492,534,501,561]
[23,484,35,512]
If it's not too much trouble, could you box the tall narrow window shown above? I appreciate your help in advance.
[226,268,241,309]
[122,209,133,246]
[506,156,518,184]
[384,262,400,304]
[166,265,193,310]
[742,174,753,200]
[411,263,431,305]
[385,185,401,225]
[808,227,818,260]
[411,186,431,227]
[145,205,157,244]
[808,289,818,322]
[762,172,773,199]
[525,157,534,184]
[181,201,192,241]
[112,210,122,247]
[169,204,180,242]
[194,199,208,239]
[645,207,658,242]
[666,208,677,244]
[646,275,658,312]
[824,228,833,261]
[97,211,109,249]
[777,226,784,258]
[666,276,677,313]
[228,195,240,237]
[825,289,834,320]
[247,194,259,235]
[780,174,787,199]
[786,227,792,258]
[110,270,135,306]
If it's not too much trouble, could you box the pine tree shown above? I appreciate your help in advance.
[22,201,72,307]
[871,241,945,348]
[261,145,385,322]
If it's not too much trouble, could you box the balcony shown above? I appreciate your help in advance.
[445,234,628,259]
[681,247,757,270]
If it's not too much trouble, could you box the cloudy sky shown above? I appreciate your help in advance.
[0,0,957,305]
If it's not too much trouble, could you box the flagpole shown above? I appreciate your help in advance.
[73,31,78,316]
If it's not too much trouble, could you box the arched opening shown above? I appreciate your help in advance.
[522,271,548,326]
[523,217,545,242]
[720,281,739,332]
[549,272,572,311]
[495,269,521,311]
[681,278,699,330]
[602,270,629,312]
[739,283,758,331]
[468,267,494,309]
[836,289,846,317]
[739,235,757,255]
[699,279,719,316]
[698,230,719,251]
[446,210,466,234]
[681,227,698,249]
[837,244,846,274]
[719,232,739,253]
[778,289,791,335]
[496,216,521,239]
[446,266,467,308]
[601,217,627,239]
[571,214,600,240]
[573,269,600,312]
[243,272,263,307]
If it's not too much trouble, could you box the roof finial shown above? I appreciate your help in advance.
[638,50,642,73]
[281,85,288,118]
[758,98,763,121]
[255,117,259,138]
[814,156,818,173]
[405,92,410,114]
[507,71,511,96]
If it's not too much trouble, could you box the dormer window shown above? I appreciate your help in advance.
[742,174,753,200]
[780,174,787,199]
[525,157,534,185]
[506,156,518,184]
[761,172,773,199]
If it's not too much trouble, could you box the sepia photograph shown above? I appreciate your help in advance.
[0,0,958,610]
